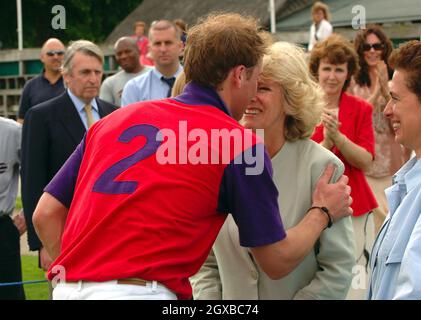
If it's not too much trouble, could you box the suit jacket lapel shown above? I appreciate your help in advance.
[58,92,86,145]
[97,98,109,119]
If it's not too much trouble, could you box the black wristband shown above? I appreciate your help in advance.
[307,206,333,229]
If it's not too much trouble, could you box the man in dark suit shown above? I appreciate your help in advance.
[21,40,117,271]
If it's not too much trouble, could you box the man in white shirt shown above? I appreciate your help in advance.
[121,20,183,106]
[0,117,26,300]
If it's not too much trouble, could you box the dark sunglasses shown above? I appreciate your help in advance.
[46,50,65,56]
[363,43,384,52]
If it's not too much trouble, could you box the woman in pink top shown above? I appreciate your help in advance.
[133,21,154,66]
[349,25,411,232]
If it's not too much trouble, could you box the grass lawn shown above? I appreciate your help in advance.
[15,196,22,210]
[17,196,49,300]
[21,255,49,300]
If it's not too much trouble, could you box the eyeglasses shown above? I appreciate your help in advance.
[363,43,384,52]
[46,50,65,57]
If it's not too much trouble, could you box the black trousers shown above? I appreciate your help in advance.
[0,215,25,300]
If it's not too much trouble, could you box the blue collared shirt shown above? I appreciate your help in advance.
[121,65,183,106]
[67,89,100,129]
[368,157,421,299]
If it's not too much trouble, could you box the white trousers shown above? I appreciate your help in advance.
[53,280,177,300]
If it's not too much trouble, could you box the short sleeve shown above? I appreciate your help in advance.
[44,138,86,208]
[217,143,286,247]
[99,77,115,105]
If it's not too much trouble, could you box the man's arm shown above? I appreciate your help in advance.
[251,164,352,280]
[121,79,138,106]
[33,193,68,260]
[13,210,27,236]
[99,77,115,105]
[222,143,352,281]
[18,82,32,123]
[21,108,49,251]
[12,124,27,236]
[251,211,329,279]
[32,139,85,260]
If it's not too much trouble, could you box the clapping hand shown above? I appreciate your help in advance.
[376,61,389,86]
[322,108,341,141]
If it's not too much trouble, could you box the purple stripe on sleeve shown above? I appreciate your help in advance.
[218,143,286,247]
[44,138,85,208]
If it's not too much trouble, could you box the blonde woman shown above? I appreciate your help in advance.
[191,42,355,300]
[171,71,186,97]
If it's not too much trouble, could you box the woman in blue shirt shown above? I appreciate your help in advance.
[368,40,421,299]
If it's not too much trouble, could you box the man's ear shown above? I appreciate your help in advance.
[40,52,46,64]
[232,65,246,89]
[62,71,69,86]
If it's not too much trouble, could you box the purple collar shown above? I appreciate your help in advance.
[173,82,231,117]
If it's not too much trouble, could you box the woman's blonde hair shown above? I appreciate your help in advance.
[261,42,325,141]
[311,1,331,21]
[171,71,187,97]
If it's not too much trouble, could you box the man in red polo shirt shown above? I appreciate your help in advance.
[33,13,352,300]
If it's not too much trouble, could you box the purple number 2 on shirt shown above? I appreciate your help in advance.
[92,124,161,195]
